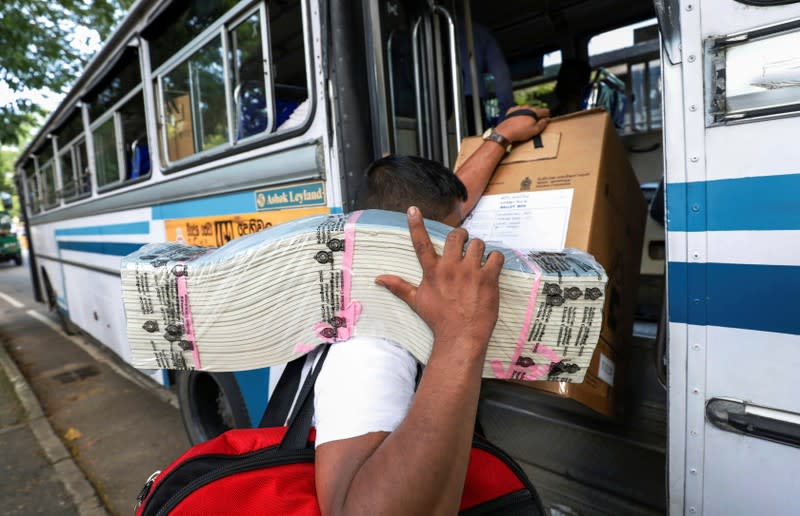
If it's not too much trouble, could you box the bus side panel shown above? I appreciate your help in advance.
[666,1,800,514]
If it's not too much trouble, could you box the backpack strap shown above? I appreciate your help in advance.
[258,353,306,428]
[279,345,331,450]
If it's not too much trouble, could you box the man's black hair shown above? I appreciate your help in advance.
[356,155,468,222]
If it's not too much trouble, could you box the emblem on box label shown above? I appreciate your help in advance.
[520,177,532,191]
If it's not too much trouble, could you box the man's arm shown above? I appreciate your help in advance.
[456,106,550,219]
[315,207,504,516]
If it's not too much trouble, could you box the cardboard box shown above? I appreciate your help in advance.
[166,94,195,161]
[455,109,647,416]
[524,337,621,418]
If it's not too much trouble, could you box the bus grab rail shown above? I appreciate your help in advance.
[433,4,463,152]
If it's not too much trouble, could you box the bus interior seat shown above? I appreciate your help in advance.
[237,82,307,139]
[129,137,151,180]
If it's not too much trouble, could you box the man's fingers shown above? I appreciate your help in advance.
[443,228,469,262]
[375,275,417,309]
[535,107,551,119]
[465,237,486,264]
[484,250,505,278]
[406,206,438,271]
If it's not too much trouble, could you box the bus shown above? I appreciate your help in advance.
[14,1,800,514]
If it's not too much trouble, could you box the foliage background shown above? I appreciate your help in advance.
[0,0,132,216]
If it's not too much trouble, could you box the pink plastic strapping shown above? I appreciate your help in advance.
[490,250,560,380]
[176,262,201,369]
[341,211,363,310]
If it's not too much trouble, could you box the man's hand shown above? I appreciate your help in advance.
[456,105,551,220]
[375,207,503,355]
[495,105,550,143]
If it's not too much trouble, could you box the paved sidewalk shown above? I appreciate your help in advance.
[0,343,105,515]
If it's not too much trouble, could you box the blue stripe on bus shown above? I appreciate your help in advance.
[668,261,800,335]
[667,173,800,232]
[54,222,150,236]
[233,368,271,427]
[151,191,256,220]
[58,241,145,256]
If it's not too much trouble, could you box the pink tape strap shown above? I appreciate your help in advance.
[341,210,363,309]
[295,211,364,354]
[490,250,561,381]
[175,261,201,370]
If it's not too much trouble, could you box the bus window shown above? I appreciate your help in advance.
[35,145,58,209]
[76,140,91,195]
[53,109,87,201]
[23,161,41,214]
[231,11,269,139]
[87,46,151,189]
[162,35,228,161]
[147,0,239,71]
[588,21,661,134]
[93,117,120,187]
[58,147,76,199]
[268,2,309,132]
[151,1,311,167]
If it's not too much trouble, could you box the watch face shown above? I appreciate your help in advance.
[482,128,493,139]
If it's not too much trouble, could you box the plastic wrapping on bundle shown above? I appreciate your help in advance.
[121,210,608,383]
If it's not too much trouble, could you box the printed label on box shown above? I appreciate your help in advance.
[462,189,573,250]
[598,353,615,386]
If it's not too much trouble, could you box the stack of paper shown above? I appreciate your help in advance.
[121,210,608,382]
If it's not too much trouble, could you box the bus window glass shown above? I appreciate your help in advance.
[54,109,86,200]
[232,12,269,139]
[76,140,91,194]
[23,161,40,214]
[59,150,76,199]
[163,35,227,161]
[41,162,57,208]
[55,110,84,148]
[88,47,142,120]
[270,1,309,131]
[147,0,239,70]
[118,92,150,180]
[94,117,120,187]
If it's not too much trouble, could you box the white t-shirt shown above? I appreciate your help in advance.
[298,337,418,447]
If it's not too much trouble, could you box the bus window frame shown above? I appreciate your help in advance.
[33,140,60,211]
[150,0,314,173]
[89,82,153,194]
[24,159,42,215]
[56,133,92,204]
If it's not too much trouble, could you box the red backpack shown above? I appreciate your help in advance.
[135,347,545,515]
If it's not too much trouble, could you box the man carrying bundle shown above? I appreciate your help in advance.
[310,106,550,515]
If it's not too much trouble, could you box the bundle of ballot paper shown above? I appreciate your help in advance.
[121,210,608,383]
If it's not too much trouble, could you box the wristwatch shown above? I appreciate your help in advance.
[482,128,512,153]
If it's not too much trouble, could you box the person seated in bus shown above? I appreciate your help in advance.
[458,20,515,133]
[313,106,549,515]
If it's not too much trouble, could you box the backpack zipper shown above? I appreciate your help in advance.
[153,448,314,516]
[135,470,161,511]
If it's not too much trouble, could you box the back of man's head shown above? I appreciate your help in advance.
[356,155,467,222]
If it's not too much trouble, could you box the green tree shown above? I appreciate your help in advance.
[0,148,21,217]
[0,0,134,145]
